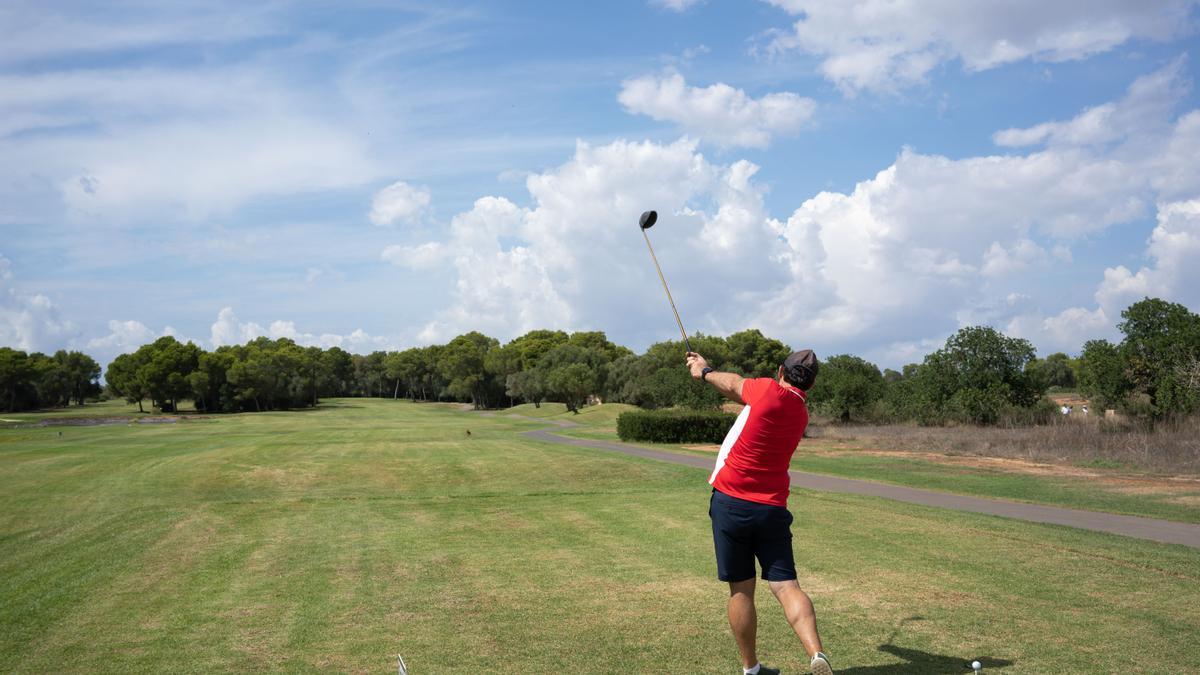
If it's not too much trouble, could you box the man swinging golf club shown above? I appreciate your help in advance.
[637,209,830,673]
[686,349,832,675]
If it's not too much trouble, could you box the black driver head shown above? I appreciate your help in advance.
[639,210,657,229]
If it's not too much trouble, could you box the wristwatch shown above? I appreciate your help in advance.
[701,367,713,381]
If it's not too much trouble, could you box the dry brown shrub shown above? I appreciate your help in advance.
[806,416,1200,474]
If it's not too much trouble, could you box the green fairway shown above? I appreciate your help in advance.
[0,399,174,423]
[502,401,641,425]
[3,400,1199,673]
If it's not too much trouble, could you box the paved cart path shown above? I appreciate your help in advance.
[522,426,1200,549]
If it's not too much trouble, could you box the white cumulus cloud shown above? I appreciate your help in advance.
[381,242,446,269]
[415,195,572,343]
[981,239,1049,278]
[0,254,76,352]
[1006,199,1200,352]
[764,0,1197,93]
[741,62,1199,355]
[400,138,773,345]
[210,307,265,347]
[86,319,157,352]
[993,57,1189,148]
[385,59,1200,362]
[369,180,433,226]
[209,307,391,352]
[1096,199,1200,312]
[84,319,200,367]
[619,71,816,148]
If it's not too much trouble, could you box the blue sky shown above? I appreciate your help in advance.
[2,0,1199,369]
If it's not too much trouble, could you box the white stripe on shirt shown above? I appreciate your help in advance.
[709,404,751,485]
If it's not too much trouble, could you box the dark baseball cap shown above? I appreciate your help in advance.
[783,349,818,390]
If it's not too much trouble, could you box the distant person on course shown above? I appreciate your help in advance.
[686,349,833,675]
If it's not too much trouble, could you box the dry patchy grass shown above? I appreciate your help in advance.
[808,416,1200,475]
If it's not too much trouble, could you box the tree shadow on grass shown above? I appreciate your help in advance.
[282,403,367,411]
[838,616,1014,674]
[839,645,1013,674]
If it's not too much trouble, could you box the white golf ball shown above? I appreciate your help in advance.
[972,661,982,670]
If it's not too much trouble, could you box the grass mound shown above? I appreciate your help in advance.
[504,402,639,425]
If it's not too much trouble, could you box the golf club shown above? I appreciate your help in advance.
[638,209,693,353]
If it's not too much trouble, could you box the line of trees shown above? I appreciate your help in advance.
[2,297,1196,423]
[810,326,1051,426]
[90,328,790,415]
[92,298,1195,425]
[1076,298,1200,419]
[0,348,101,412]
[806,298,1200,424]
[106,336,361,413]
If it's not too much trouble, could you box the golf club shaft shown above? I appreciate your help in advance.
[641,228,693,352]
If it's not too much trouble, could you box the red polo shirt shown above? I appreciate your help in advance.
[709,377,808,507]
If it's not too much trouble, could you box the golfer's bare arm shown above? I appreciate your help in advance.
[705,371,745,403]
[685,352,745,403]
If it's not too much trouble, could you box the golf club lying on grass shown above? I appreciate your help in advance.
[639,209,692,353]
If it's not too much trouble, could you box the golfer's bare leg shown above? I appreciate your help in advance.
[728,578,758,669]
[768,580,823,658]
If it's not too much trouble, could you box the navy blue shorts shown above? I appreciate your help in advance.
[709,488,797,582]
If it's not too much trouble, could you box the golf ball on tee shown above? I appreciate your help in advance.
[972,661,982,671]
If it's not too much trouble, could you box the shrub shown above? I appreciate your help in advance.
[807,354,886,422]
[996,397,1060,426]
[946,385,1009,425]
[1120,392,1156,420]
[617,409,738,443]
[639,368,724,410]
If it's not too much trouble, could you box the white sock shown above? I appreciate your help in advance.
[743,664,761,675]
